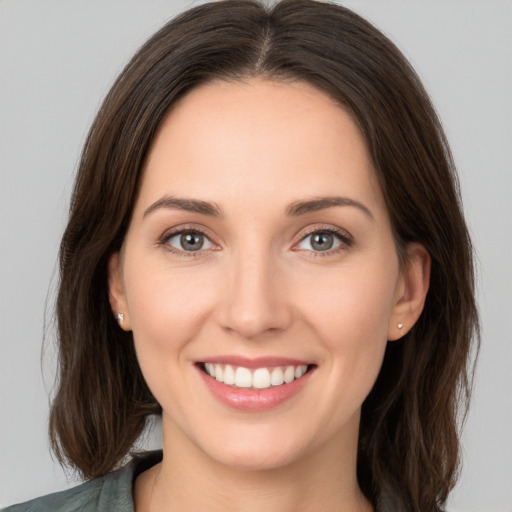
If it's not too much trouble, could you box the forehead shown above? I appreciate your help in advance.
[138,78,386,218]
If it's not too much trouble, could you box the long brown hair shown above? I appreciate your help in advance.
[50,1,479,510]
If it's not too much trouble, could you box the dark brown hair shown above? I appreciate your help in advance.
[50,1,479,510]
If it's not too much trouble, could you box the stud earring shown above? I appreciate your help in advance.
[397,322,404,329]
[116,313,124,326]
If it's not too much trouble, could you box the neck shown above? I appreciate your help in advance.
[135,415,372,512]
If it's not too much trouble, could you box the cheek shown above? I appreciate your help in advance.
[297,260,397,336]
[122,262,221,413]
[292,262,397,428]
[122,257,241,408]
[125,266,218,349]
[293,256,398,383]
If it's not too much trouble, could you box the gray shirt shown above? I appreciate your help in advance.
[3,450,402,512]
[2,451,163,512]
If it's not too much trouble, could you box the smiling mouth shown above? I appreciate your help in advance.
[199,363,315,390]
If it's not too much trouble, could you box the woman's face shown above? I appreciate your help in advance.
[110,78,427,471]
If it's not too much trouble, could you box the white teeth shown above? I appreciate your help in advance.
[223,364,235,385]
[295,365,307,379]
[205,363,215,377]
[235,367,253,388]
[204,363,310,389]
[270,367,284,386]
[252,368,270,389]
[283,366,295,383]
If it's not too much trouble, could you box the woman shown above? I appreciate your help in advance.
[3,0,479,511]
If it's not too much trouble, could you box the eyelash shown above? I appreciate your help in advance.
[159,226,215,258]
[294,226,353,258]
[158,225,353,258]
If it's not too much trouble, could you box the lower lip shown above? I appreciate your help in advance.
[197,366,313,412]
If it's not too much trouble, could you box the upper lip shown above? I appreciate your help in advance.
[196,355,314,369]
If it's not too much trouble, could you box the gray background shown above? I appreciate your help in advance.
[1,1,511,510]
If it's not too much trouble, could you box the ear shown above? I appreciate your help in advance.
[108,252,132,331]
[388,243,431,341]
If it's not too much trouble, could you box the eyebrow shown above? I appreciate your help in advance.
[143,196,224,219]
[143,194,374,221]
[285,196,374,220]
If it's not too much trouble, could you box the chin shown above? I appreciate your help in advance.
[194,424,319,472]
[210,443,304,472]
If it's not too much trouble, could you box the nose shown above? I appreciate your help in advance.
[217,247,293,340]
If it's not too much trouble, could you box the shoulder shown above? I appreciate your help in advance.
[2,451,163,512]
[1,469,131,512]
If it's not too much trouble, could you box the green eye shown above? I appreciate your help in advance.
[166,230,214,252]
[310,232,335,251]
[297,229,351,252]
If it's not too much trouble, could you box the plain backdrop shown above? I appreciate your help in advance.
[1,1,511,510]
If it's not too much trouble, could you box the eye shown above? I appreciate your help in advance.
[164,230,215,253]
[295,228,352,253]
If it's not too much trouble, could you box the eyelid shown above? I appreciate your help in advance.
[292,225,353,254]
[159,224,220,256]
[157,223,353,257]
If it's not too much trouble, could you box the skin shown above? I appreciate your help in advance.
[109,78,430,512]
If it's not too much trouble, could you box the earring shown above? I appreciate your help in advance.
[116,313,124,326]
[397,322,404,329]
